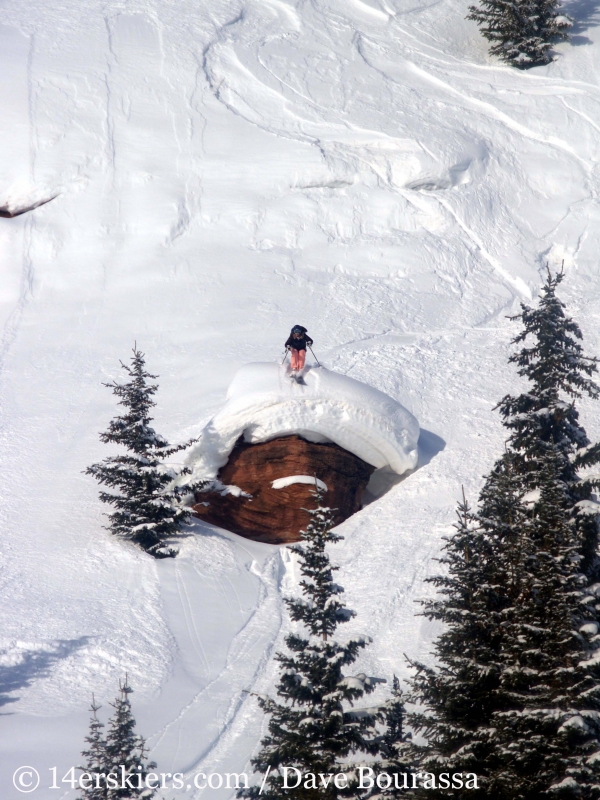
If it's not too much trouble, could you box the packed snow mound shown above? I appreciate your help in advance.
[184,363,419,483]
[272,476,328,491]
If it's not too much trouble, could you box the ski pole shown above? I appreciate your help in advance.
[282,348,289,364]
[308,344,321,367]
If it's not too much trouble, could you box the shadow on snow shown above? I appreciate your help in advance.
[363,428,446,503]
[564,0,600,42]
[0,636,90,712]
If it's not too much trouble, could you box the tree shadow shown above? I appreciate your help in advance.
[364,428,446,502]
[0,637,90,712]
[563,0,600,39]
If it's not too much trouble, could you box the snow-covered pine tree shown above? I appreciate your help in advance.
[412,455,600,798]
[240,486,384,800]
[104,677,156,800]
[86,346,199,558]
[380,677,409,764]
[467,0,571,68]
[376,675,412,795]
[78,697,108,800]
[497,267,600,579]
[407,474,527,798]
[486,448,600,798]
[408,272,600,798]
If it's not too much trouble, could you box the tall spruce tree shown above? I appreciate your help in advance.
[498,268,600,578]
[86,346,198,558]
[103,678,157,800]
[408,271,600,798]
[241,487,384,800]
[407,478,523,797]
[488,448,600,797]
[78,697,108,800]
[467,0,571,68]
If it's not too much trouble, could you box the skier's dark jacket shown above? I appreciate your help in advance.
[285,327,313,351]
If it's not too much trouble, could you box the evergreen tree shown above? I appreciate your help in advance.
[78,697,108,800]
[407,272,600,798]
[376,675,412,795]
[380,677,410,766]
[104,678,157,800]
[467,0,571,68]
[497,268,600,578]
[407,478,523,797]
[86,346,198,558]
[241,487,384,800]
[488,449,600,798]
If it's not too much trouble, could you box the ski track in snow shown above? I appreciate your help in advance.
[1,0,600,797]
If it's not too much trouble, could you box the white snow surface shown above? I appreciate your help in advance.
[272,476,328,491]
[184,362,419,481]
[2,0,600,797]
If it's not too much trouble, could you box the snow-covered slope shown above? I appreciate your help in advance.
[1,0,600,797]
[183,362,419,482]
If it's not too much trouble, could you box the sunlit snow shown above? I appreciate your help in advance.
[183,362,419,483]
[1,0,600,797]
[272,476,328,491]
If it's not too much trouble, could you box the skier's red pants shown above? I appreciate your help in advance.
[290,348,306,371]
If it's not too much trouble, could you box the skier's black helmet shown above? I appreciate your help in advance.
[292,325,306,334]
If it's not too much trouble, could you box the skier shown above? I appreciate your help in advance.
[285,325,313,375]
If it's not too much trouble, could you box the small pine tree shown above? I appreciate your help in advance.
[467,0,571,68]
[380,677,409,765]
[104,678,157,800]
[240,486,384,800]
[376,675,412,796]
[78,697,108,800]
[86,346,198,558]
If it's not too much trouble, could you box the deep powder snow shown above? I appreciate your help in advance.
[182,362,420,484]
[1,0,600,798]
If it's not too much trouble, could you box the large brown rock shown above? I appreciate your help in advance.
[192,434,375,544]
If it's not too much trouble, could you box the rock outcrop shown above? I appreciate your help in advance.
[192,434,375,544]
[0,194,58,218]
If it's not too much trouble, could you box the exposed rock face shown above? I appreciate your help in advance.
[0,194,58,218]
[192,435,375,544]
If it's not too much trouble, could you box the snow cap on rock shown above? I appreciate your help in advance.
[183,363,419,482]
